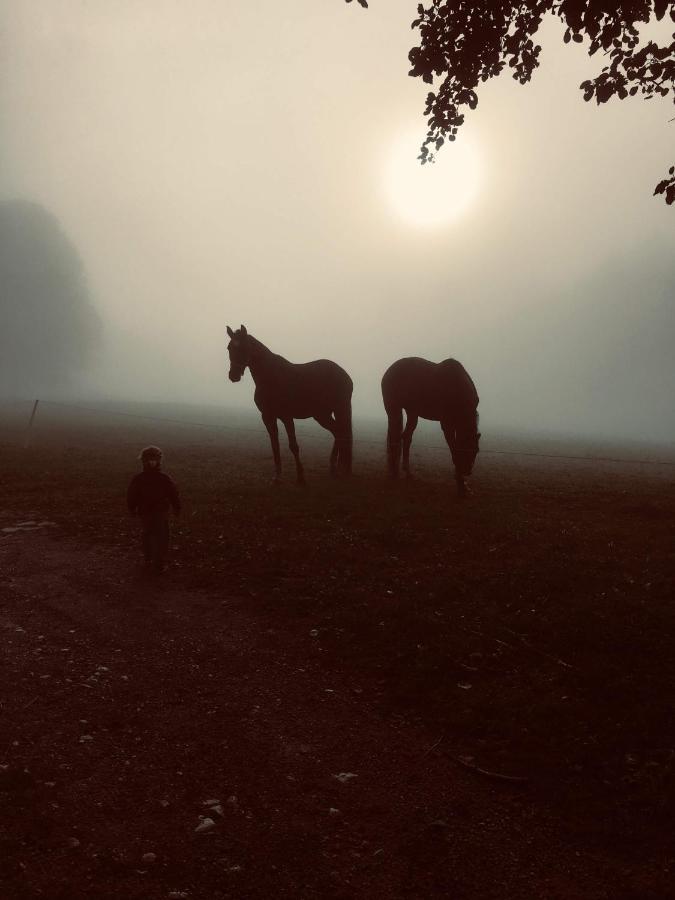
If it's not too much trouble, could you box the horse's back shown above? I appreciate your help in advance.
[382,357,436,392]
[256,356,352,419]
[295,358,352,388]
[382,356,478,419]
[292,359,353,405]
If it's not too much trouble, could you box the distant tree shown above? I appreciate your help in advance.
[0,200,100,394]
[346,1,675,204]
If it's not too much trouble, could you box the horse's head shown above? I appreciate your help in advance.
[452,413,481,477]
[226,324,250,382]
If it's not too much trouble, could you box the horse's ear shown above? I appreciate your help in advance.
[240,324,247,336]
[226,326,234,338]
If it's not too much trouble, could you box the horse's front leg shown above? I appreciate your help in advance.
[441,420,464,497]
[329,439,339,476]
[313,414,338,476]
[455,471,466,497]
[262,413,282,484]
[401,412,418,479]
[386,409,403,478]
[282,417,305,485]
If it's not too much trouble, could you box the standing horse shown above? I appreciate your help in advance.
[381,357,480,496]
[227,325,353,484]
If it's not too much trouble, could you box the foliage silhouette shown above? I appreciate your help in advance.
[0,200,100,393]
[347,1,675,204]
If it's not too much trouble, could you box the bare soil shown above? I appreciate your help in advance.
[1,403,674,898]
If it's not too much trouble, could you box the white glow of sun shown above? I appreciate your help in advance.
[383,128,483,227]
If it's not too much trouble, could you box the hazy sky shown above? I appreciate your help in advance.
[2,1,674,439]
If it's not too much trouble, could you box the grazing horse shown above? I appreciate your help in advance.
[227,325,353,483]
[381,357,480,496]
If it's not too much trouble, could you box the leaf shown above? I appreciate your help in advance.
[595,82,614,104]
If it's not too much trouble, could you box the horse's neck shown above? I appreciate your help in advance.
[247,337,288,384]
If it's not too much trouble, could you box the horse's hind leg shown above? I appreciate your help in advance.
[281,417,305,485]
[386,408,403,478]
[314,414,338,475]
[401,411,418,479]
[262,413,282,484]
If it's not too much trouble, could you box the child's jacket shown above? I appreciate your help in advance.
[127,470,181,517]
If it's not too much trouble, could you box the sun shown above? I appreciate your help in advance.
[383,127,483,227]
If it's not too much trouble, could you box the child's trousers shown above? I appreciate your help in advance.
[141,514,170,570]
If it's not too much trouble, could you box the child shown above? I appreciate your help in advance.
[127,445,181,573]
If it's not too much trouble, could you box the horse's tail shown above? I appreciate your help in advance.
[334,396,352,475]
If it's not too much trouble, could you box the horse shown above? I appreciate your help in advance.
[381,357,480,496]
[226,325,353,484]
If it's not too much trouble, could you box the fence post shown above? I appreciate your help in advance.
[23,399,39,449]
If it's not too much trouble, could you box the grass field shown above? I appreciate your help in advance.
[1,399,675,897]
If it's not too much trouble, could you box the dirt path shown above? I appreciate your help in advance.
[0,527,656,899]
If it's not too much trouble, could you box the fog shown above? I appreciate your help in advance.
[2,1,674,441]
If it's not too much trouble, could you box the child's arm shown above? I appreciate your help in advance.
[166,477,181,515]
[127,476,139,514]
